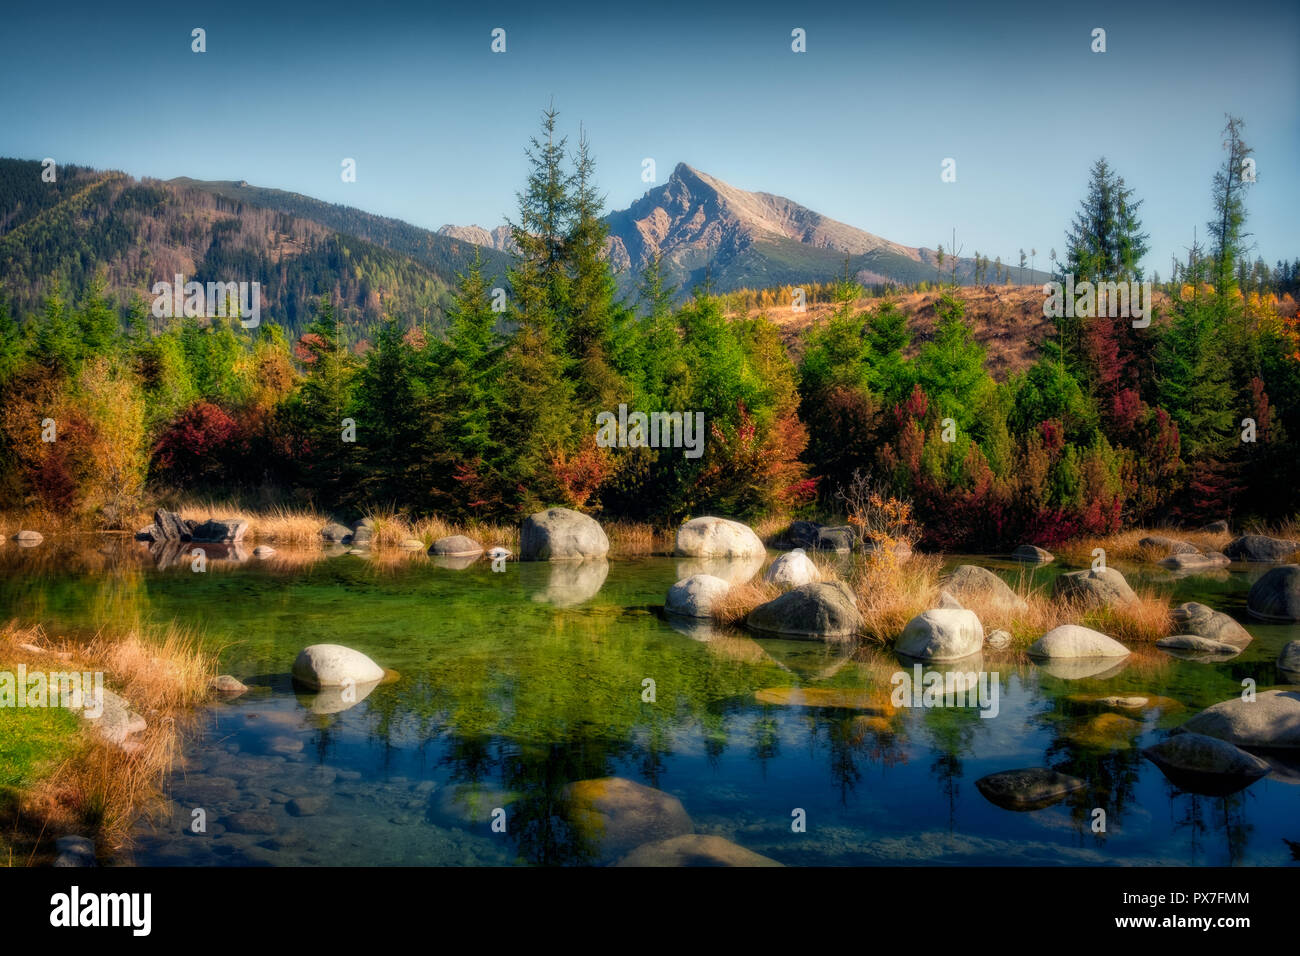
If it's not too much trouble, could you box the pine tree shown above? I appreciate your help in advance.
[498,107,579,508]
[1207,115,1253,307]
[286,296,360,503]
[353,314,427,507]
[563,127,625,413]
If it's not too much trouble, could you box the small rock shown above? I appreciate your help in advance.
[1011,544,1054,564]
[986,628,1013,649]
[815,526,856,553]
[225,811,278,835]
[398,539,425,550]
[561,777,693,861]
[286,795,330,817]
[753,687,885,711]
[1198,520,1230,534]
[944,565,1028,611]
[320,523,353,543]
[1278,641,1300,681]
[153,510,190,541]
[1170,602,1252,648]
[1156,634,1241,656]
[190,519,249,543]
[53,835,96,867]
[1179,689,1300,750]
[1160,552,1230,571]
[210,675,249,695]
[429,534,483,557]
[252,545,276,558]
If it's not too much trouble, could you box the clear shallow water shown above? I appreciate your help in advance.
[1,539,1297,866]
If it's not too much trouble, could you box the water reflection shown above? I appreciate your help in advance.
[1,543,1297,866]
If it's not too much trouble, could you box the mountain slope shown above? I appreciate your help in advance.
[0,159,509,332]
[448,162,1052,295]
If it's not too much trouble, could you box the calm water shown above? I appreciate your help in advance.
[1,538,1297,866]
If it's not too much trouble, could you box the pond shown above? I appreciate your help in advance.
[1,539,1297,866]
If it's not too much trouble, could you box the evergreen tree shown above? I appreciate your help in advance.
[498,108,579,508]
[563,128,625,413]
[1208,115,1253,304]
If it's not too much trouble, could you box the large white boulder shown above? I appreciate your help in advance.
[675,517,765,558]
[291,644,385,689]
[665,574,731,619]
[896,609,984,661]
[1028,625,1130,660]
[763,549,821,589]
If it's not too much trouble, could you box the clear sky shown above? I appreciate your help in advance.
[2,0,1296,275]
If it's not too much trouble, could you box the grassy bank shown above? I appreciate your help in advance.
[0,622,216,866]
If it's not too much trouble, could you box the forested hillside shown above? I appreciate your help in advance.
[0,159,508,334]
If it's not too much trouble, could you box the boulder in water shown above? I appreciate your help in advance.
[675,516,765,558]
[521,508,609,560]
[291,644,385,689]
[975,768,1084,811]
[746,582,862,641]
[1224,534,1299,563]
[896,608,985,662]
[665,574,731,619]
[763,549,821,589]
[1246,565,1300,622]
[1051,567,1138,609]
[1028,624,1130,660]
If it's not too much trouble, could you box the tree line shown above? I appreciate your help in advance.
[0,112,1296,547]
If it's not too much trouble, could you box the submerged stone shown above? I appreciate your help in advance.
[975,768,1084,811]
[616,834,782,867]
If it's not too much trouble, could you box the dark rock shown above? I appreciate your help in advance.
[153,509,191,541]
[975,768,1084,811]
[1247,565,1300,622]
[1224,534,1299,563]
[747,581,862,641]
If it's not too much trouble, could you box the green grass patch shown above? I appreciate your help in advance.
[0,697,81,790]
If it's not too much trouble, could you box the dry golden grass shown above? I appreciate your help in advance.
[711,579,784,628]
[850,553,945,645]
[1,621,218,861]
[170,501,323,545]
[1055,526,1232,565]
[603,520,671,555]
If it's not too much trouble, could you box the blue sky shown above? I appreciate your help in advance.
[2,0,1296,275]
